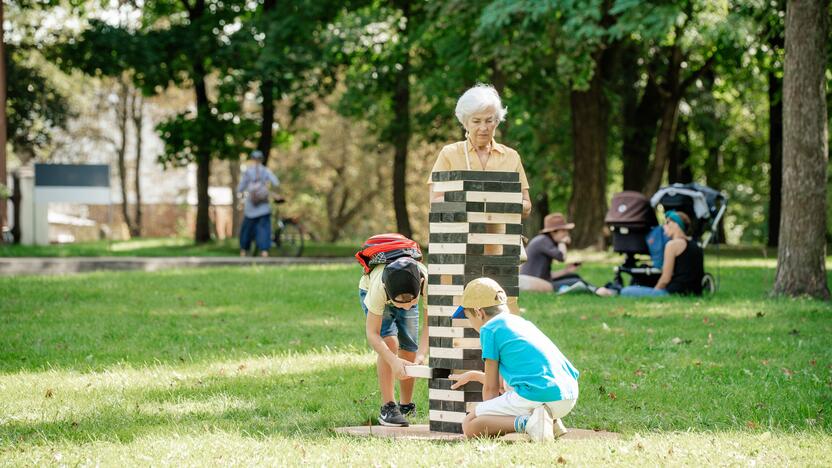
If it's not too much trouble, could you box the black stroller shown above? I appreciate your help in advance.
[604,183,728,294]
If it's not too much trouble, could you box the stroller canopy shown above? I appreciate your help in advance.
[650,183,726,221]
[605,191,658,227]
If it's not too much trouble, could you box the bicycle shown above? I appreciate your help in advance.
[272,195,305,257]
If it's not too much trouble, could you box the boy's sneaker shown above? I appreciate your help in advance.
[378,401,409,427]
[525,405,554,441]
[399,402,416,417]
[553,418,569,438]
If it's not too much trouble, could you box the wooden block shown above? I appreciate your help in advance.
[404,365,433,379]
[430,377,483,392]
[428,284,464,296]
[466,191,523,203]
[427,264,464,275]
[427,305,458,317]
[467,212,522,224]
[429,326,465,338]
[428,253,466,264]
[429,233,468,244]
[429,388,464,402]
[430,347,463,359]
[428,243,467,254]
[427,295,461,306]
[430,180,464,192]
[468,233,521,245]
[452,318,470,327]
[429,222,469,233]
[427,274,464,285]
[428,316,452,327]
[484,202,523,214]
[431,170,519,183]
[429,212,468,223]
[452,338,481,349]
[429,410,467,423]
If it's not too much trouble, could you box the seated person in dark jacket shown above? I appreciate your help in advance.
[520,213,593,293]
[619,210,704,297]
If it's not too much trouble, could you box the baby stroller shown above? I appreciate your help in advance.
[604,183,728,294]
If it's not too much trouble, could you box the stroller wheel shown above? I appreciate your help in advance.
[702,273,717,295]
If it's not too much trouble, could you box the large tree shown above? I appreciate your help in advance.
[772,0,829,299]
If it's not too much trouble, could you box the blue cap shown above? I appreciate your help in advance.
[452,306,466,319]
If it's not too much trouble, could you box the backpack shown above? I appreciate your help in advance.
[355,233,423,274]
[248,166,270,205]
[646,225,668,268]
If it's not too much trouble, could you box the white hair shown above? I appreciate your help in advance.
[454,84,507,127]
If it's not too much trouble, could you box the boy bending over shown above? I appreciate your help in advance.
[451,277,579,441]
[360,256,428,427]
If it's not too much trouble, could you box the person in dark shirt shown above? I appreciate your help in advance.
[619,210,704,297]
[520,213,595,294]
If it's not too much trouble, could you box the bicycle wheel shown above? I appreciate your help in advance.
[275,219,304,257]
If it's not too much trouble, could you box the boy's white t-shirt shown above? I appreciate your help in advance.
[358,262,428,315]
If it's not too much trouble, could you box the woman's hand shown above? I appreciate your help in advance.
[449,371,485,389]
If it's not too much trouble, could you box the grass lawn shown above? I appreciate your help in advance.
[0,254,830,465]
[0,237,357,258]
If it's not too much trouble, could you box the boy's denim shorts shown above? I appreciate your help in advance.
[358,289,419,353]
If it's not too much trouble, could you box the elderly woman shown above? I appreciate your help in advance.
[428,84,532,217]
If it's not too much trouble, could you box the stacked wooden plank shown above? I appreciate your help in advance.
[427,170,523,434]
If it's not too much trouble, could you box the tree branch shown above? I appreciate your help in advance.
[680,52,716,92]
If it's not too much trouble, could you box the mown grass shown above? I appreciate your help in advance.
[0,254,830,466]
[0,237,357,258]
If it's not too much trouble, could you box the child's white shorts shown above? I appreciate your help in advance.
[475,390,577,419]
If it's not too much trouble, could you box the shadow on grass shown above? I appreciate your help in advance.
[0,361,386,446]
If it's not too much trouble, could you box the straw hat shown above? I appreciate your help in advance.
[540,213,575,233]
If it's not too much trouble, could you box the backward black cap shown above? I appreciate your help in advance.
[382,257,422,299]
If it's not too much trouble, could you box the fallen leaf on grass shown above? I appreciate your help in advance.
[634,369,645,377]
[746,421,759,429]
[237,364,247,372]
[580,315,587,320]
[755,311,765,318]
[601,322,611,332]
[781,368,794,377]
[671,337,692,345]
[703,317,709,324]
[789,329,800,336]
[557,456,567,464]
[45,388,54,398]
[196,300,205,306]
[598,385,606,394]
[707,333,713,346]
[608,392,617,400]
[693,360,702,366]
[761,359,769,366]
[809,359,816,366]
[289,339,301,346]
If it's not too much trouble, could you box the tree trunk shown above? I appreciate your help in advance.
[773,0,830,299]
[116,79,135,237]
[130,91,143,237]
[767,56,783,247]
[644,95,680,195]
[621,71,662,192]
[390,0,412,239]
[567,52,608,249]
[257,0,277,166]
[667,116,692,184]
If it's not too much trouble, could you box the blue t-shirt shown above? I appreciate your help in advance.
[480,313,579,402]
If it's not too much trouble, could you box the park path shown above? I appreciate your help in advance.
[0,256,354,276]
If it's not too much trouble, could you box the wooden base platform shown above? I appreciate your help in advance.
[333,424,620,441]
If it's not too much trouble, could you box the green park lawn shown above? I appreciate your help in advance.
[0,237,357,258]
[0,254,830,465]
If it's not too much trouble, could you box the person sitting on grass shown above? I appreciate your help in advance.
[617,210,704,297]
[359,256,429,427]
[449,277,579,441]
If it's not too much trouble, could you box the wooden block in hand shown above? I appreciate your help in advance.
[404,365,433,379]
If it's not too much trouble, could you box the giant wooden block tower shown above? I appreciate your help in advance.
[427,170,523,434]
